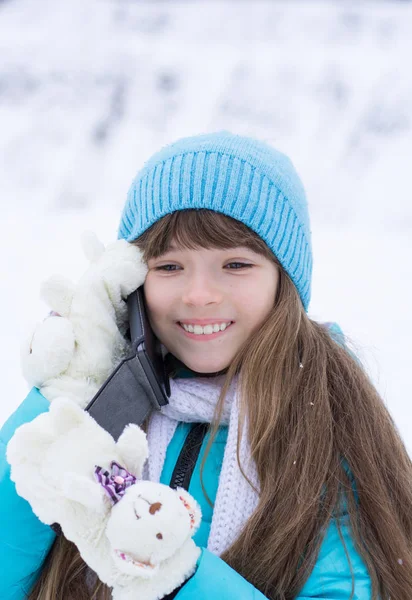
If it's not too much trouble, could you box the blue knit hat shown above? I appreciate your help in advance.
[118,131,312,310]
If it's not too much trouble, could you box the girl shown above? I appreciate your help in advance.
[1,131,412,599]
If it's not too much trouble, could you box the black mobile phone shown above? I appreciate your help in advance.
[85,286,170,440]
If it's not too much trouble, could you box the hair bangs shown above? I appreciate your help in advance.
[134,209,277,264]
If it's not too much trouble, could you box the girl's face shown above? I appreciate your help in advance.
[143,243,280,374]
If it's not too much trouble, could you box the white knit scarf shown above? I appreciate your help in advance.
[144,374,260,557]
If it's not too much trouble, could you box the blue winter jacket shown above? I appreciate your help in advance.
[0,385,372,599]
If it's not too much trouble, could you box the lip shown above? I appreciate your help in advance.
[177,322,234,341]
[178,319,234,325]
[114,549,154,570]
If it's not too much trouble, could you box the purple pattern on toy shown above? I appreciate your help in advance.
[94,461,137,505]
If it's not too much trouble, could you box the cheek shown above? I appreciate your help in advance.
[143,279,177,341]
[106,505,131,544]
[243,276,278,320]
[239,287,272,312]
[143,278,167,316]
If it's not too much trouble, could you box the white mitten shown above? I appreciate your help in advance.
[7,399,201,600]
[21,232,148,407]
[102,478,202,600]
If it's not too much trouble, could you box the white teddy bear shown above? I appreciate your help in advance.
[21,232,148,408]
[7,398,202,600]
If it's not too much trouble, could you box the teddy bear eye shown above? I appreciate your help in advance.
[156,533,163,540]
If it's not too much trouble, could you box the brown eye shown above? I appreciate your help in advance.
[156,533,163,540]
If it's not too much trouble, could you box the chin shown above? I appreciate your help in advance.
[181,358,230,375]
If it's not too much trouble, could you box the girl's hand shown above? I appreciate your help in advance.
[6,397,145,531]
[6,397,149,584]
[21,233,148,408]
[7,398,201,600]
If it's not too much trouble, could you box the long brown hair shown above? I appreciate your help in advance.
[30,209,412,599]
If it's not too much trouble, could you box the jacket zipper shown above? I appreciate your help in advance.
[169,423,209,490]
[162,424,209,600]
[114,423,208,600]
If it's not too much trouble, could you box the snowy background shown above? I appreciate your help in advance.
[1,0,411,452]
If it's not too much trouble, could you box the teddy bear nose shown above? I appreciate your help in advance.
[149,502,162,515]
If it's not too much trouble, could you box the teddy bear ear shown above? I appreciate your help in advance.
[81,231,105,264]
[176,488,202,533]
[117,424,148,477]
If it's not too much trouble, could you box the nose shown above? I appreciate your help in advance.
[181,272,223,307]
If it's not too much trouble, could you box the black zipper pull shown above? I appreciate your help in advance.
[169,423,209,491]
[163,423,208,600]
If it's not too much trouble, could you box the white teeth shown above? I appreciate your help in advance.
[180,322,232,335]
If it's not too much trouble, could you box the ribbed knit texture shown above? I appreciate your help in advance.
[144,374,260,557]
[118,131,312,309]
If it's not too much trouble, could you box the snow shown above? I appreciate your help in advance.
[0,0,411,452]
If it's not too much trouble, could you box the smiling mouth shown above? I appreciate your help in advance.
[114,549,155,570]
[178,322,234,335]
